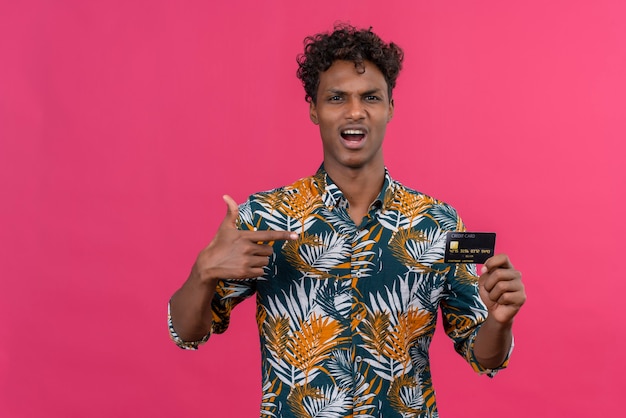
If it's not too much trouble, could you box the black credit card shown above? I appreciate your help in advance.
[444,232,496,264]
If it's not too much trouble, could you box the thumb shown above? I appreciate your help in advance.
[222,194,240,227]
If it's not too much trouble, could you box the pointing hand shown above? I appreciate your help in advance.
[192,195,298,283]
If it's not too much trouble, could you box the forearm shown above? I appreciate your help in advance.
[169,265,219,342]
[473,316,514,369]
[168,195,298,345]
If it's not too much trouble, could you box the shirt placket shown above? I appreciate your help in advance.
[348,206,379,408]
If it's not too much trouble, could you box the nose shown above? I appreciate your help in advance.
[346,98,366,120]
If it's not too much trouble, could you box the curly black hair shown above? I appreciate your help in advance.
[296,24,404,103]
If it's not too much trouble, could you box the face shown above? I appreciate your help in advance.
[310,60,394,174]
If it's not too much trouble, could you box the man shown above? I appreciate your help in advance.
[169,24,526,417]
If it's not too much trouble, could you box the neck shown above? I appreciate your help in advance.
[324,162,385,219]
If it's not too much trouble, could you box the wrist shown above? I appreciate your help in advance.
[190,263,221,287]
[484,314,514,332]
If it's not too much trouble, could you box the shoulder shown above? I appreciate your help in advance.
[238,174,324,228]
[388,177,458,212]
[387,177,463,231]
[248,173,322,202]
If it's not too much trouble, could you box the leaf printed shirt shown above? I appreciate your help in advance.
[169,166,510,418]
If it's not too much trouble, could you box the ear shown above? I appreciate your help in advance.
[387,99,394,122]
[309,101,319,125]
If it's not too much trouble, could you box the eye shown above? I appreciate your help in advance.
[365,95,381,102]
[328,95,343,102]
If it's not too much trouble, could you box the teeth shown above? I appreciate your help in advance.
[342,129,365,135]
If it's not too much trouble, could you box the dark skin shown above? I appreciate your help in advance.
[169,195,298,342]
[170,59,526,369]
[309,60,392,224]
[475,254,525,368]
[310,60,525,368]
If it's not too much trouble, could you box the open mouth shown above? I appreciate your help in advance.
[341,129,366,141]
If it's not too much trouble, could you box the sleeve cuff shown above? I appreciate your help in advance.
[167,301,210,350]
[467,333,515,378]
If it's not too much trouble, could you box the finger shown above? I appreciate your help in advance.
[481,253,514,274]
[247,267,267,278]
[485,279,525,304]
[222,194,240,228]
[240,229,299,243]
[246,243,275,257]
[480,267,521,292]
[250,255,272,268]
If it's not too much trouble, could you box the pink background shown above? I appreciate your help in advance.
[1,1,624,416]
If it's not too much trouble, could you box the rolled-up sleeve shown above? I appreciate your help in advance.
[440,262,512,377]
[167,279,257,350]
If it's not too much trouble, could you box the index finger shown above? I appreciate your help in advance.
[241,229,299,243]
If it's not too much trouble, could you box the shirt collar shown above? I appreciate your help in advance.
[314,164,396,212]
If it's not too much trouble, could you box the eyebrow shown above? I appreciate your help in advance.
[361,89,384,96]
[324,88,384,96]
[324,89,346,96]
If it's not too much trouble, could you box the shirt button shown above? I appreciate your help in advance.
[355,314,362,320]
[355,271,362,278]
[355,356,362,363]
